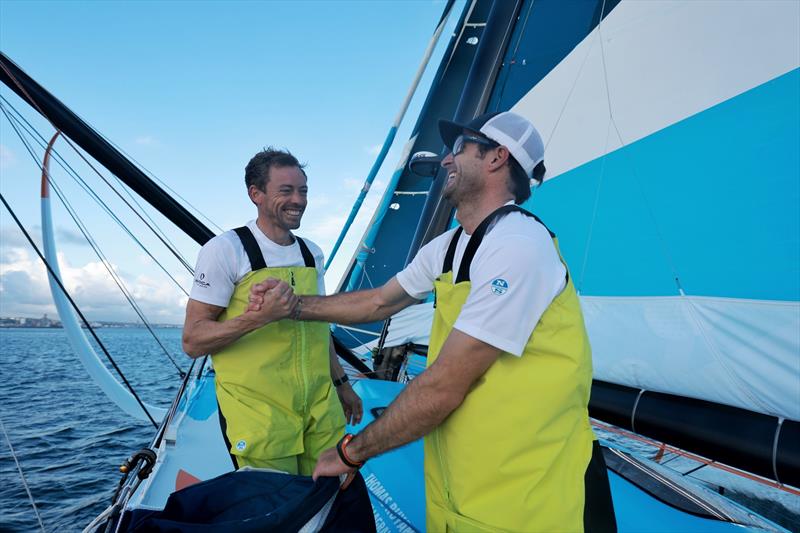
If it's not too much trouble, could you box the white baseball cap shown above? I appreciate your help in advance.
[438,111,545,179]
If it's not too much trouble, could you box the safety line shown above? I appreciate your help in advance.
[0,97,194,286]
[0,62,196,273]
[0,417,45,532]
[1,104,185,375]
[0,191,158,427]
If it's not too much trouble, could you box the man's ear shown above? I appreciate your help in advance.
[488,146,510,172]
[248,184,261,206]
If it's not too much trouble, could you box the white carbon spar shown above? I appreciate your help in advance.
[39,131,166,423]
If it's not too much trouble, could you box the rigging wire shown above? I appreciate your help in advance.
[576,119,613,292]
[0,417,46,532]
[45,176,186,377]
[588,2,764,414]
[1,105,185,376]
[0,96,194,290]
[0,190,158,427]
[592,0,684,292]
[486,0,535,113]
[92,130,196,266]
[97,130,224,234]
[0,63,196,273]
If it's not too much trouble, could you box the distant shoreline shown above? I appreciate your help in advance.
[0,317,182,329]
[0,325,183,329]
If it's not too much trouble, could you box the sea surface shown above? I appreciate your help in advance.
[0,327,185,532]
[1,327,798,532]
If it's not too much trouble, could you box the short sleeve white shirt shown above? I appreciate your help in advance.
[189,220,326,308]
[396,206,566,356]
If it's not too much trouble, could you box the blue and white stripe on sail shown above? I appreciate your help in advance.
[508,1,799,421]
[40,133,166,423]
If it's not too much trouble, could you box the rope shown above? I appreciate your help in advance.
[0,61,197,273]
[41,152,185,377]
[0,416,46,532]
[593,1,684,294]
[576,120,613,292]
[487,0,535,112]
[0,191,158,427]
[0,97,193,288]
[96,129,223,234]
[1,103,185,376]
[82,502,118,533]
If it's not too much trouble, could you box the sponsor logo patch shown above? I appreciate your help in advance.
[490,278,509,295]
[236,439,246,451]
[194,272,210,288]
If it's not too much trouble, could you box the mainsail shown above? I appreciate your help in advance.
[334,0,800,487]
[515,0,799,423]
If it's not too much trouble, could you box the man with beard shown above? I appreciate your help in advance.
[251,113,616,531]
[182,147,362,475]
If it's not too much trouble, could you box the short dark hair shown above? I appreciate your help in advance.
[244,147,306,191]
[477,144,544,204]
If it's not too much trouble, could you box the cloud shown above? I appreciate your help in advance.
[310,194,332,208]
[0,144,15,169]
[343,177,365,192]
[56,227,90,246]
[365,144,382,156]
[0,225,40,250]
[134,136,157,146]
[0,246,188,324]
[342,177,384,194]
[0,225,86,261]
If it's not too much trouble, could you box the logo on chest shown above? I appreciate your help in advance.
[490,278,509,295]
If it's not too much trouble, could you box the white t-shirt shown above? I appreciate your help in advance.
[190,220,326,308]
[396,207,567,356]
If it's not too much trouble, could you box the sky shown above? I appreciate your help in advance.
[0,0,461,324]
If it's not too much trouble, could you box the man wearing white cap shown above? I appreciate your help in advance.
[250,112,616,532]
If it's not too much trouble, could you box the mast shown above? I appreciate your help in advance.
[405,0,524,264]
[0,52,215,246]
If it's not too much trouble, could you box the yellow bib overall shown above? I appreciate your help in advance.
[425,206,595,532]
[212,228,344,475]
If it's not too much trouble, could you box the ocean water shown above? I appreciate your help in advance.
[0,327,185,532]
[1,328,798,531]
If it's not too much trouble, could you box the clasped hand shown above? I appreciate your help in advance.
[244,278,298,324]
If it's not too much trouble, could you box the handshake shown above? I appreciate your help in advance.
[245,278,303,325]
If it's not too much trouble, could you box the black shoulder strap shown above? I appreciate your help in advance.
[295,236,316,268]
[455,204,556,283]
[441,227,464,274]
[233,226,267,271]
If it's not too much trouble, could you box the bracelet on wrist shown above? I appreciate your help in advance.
[336,433,364,468]
[291,298,303,320]
[332,374,349,388]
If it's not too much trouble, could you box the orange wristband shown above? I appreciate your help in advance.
[336,433,364,468]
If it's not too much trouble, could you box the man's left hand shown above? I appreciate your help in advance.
[313,446,357,489]
[336,383,363,425]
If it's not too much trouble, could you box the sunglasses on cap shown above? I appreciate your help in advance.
[452,134,499,156]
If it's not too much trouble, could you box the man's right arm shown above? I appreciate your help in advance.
[183,279,298,357]
[250,277,418,325]
[302,277,419,323]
